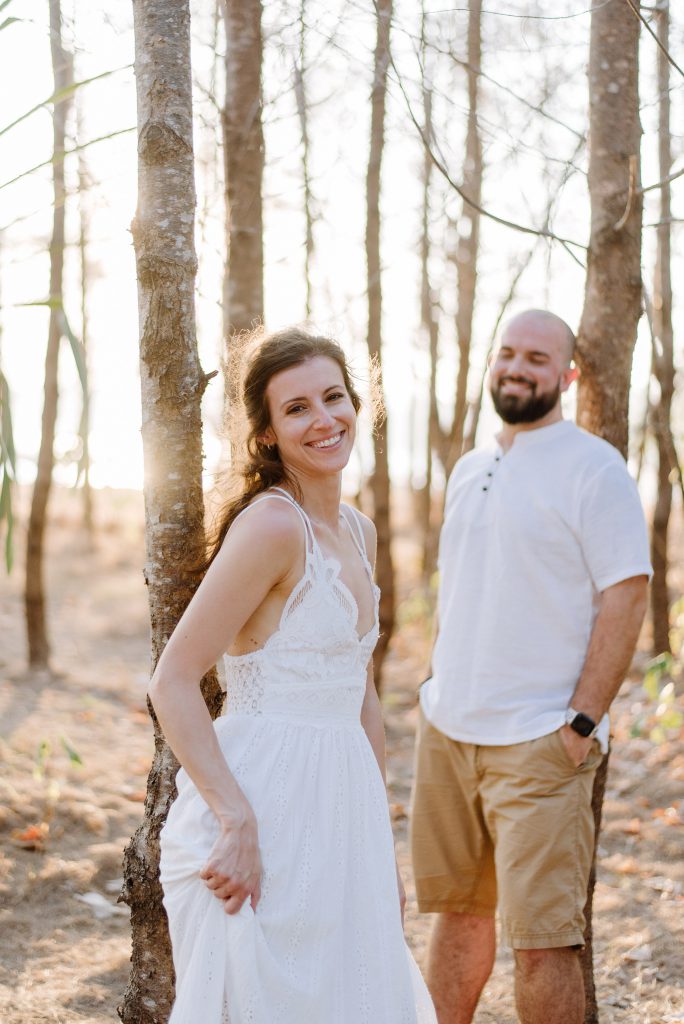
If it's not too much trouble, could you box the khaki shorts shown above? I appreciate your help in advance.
[410,710,603,950]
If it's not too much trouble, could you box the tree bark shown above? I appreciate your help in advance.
[24,0,73,668]
[120,3,222,1020]
[220,0,264,346]
[418,77,439,580]
[575,5,642,1021]
[366,0,394,686]
[649,1,673,656]
[445,0,482,476]
[77,100,94,534]
[294,0,314,320]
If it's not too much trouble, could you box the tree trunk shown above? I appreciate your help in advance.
[446,0,482,476]
[220,0,264,346]
[366,0,394,686]
[120,3,222,1020]
[575,6,642,1021]
[77,100,94,534]
[24,0,73,668]
[294,0,314,320]
[418,78,439,580]
[649,1,673,656]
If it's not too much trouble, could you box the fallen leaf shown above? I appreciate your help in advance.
[124,790,146,803]
[74,891,129,920]
[10,822,49,850]
[623,943,653,963]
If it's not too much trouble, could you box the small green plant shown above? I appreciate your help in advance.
[636,600,684,743]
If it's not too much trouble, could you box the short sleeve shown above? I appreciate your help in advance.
[579,460,652,591]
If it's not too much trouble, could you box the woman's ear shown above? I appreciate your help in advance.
[260,427,277,447]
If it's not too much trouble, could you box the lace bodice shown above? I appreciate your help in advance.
[222,490,380,723]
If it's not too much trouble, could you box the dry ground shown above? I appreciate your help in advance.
[0,487,683,1023]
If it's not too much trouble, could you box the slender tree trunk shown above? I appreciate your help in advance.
[418,78,439,579]
[649,1,673,656]
[295,0,314,320]
[24,0,73,668]
[77,100,94,534]
[446,0,482,475]
[575,6,642,1021]
[366,0,394,685]
[220,0,264,346]
[119,3,222,1020]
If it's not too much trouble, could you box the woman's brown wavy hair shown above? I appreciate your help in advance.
[203,327,363,571]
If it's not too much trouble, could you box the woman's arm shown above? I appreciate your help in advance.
[148,499,302,912]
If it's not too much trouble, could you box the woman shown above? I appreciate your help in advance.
[153,327,436,1023]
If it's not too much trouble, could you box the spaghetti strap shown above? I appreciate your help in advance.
[341,504,370,565]
[232,490,315,564]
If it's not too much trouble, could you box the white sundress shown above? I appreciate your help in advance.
[159,489,437,1023]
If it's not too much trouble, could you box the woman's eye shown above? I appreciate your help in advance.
[286,404,305,414]
[327,392,345,401]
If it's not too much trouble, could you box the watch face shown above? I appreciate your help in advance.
[571,712,596,738]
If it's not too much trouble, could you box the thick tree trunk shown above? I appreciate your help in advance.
[575,6,642,1021]
[366,0,394,686]
[649,1,673,656]
[24,0,73,668]
[120,3,222,1021]
[446,0,482,476]
[221,0,264,345]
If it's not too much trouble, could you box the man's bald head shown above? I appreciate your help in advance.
[500,309,576,366]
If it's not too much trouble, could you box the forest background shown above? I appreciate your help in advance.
[1,0,683,1022]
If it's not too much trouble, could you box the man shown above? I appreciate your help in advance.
[411,309,651,1024]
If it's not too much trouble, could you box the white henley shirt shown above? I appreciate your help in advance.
[420,420,652,751]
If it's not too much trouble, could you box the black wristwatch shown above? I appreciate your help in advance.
[565,707,598,738]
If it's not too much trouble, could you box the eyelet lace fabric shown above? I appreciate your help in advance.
[159,491,437,1023]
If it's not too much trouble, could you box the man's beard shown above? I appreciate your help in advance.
[490,377,561,425]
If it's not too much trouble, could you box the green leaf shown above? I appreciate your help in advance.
[60,735,83,767]
[0,369,16,470]
[0,65,133,139]
[0,16,22,31]
[59,311,88,394]
[643,667,661,702]
[0,471,13,573]
[658,709,683,731]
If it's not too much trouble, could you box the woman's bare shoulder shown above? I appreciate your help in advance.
[227,492,304,547]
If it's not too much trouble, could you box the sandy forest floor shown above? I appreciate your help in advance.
[1,488,683,1023]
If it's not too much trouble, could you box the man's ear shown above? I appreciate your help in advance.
[561,365,579,392]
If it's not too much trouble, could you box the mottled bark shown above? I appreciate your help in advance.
[366,0,394,686]
[575,6,642,1021]
[576,5,642,454]
[220,0,264,345]
[120,3,222,1021]
[650,1,673,656]
[24,0,73,668]
[445,0,482,476]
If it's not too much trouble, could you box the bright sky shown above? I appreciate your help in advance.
[1,0,681,497]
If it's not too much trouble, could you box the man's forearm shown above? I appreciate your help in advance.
[569,576,648,721]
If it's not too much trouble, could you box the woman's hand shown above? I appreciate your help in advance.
[395,857,407,927]
[200,808,262,915]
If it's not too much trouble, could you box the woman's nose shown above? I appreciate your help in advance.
[312,404,335,428]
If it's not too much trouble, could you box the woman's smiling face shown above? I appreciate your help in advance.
[262,355,357,480]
